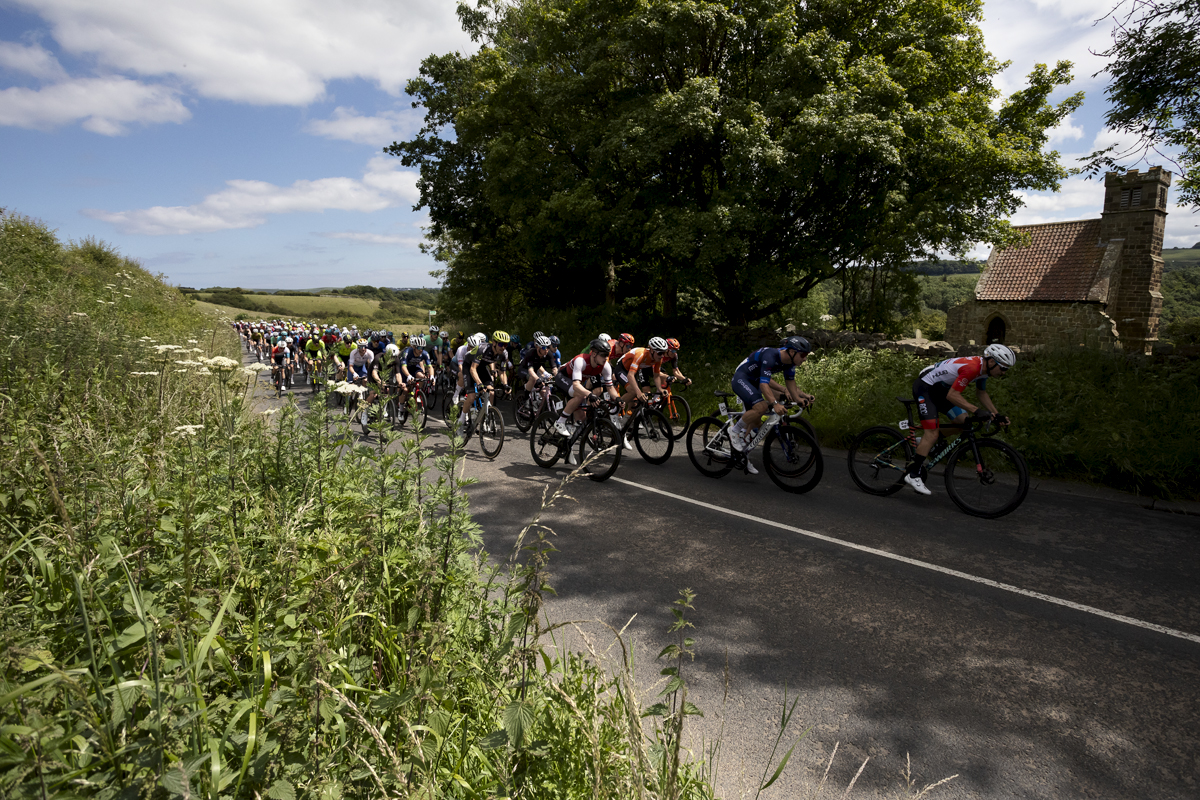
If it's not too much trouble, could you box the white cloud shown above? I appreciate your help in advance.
[86,156,418,234]
[1014,176,1099,216]
[9,0,474,106]
[980,0,1113,96]
[0,41,68,80]
[322,231,423,246]
[0,75,189,134]
[305,106,422,145]
[1046,114,1084,146]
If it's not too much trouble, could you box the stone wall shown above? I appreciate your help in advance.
[945,300,1120,350]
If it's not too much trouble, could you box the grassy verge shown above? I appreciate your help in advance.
[680,346,1200,500]
[1,213,729,799]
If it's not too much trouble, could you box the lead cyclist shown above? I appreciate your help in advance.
[903,343,1015,496]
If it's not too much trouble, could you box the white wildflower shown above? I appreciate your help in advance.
[172,424,204,436]
[123,294,132,298]
[130,371,159,376]
[174,359,204,367]
[153,344,184,352]
[261,408,279,415]
[71,312,88,317]
[203,356,240,370]
[243,362,271,372]
[197,368,212,375]
[187,339,198,344]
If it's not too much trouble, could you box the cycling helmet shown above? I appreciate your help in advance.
[532,330,545,341]
[780,335,812,354]
[342,333,353,342]
[491,330,511,344]
[533,334,551,348]
[469,333,487,347]
[410,335,426,348]
[385,343,400,356]
[355,338,369,348]
[597,333,611,343]
[589,338,611,355]
[429,325,439,334]
[549,335,560,347]
[617,333,635,346]
[285,336,293,344]
[666,337,680,351]
[983,343,1016,368]
[510,334,521,347]
[648,336,669,352]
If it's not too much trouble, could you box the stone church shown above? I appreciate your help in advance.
[946,167,1171,354]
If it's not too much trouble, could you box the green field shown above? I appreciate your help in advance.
[1163,247,1200,269]
[195,292,381,317]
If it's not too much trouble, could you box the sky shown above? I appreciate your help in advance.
[1,0,1195,290]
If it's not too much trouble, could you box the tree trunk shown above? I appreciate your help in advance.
[605,260,618,306]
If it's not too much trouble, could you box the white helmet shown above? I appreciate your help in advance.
[597,333,611,343]
[410,335,426,348]
[533,334,551,348]
[469,333,487,347]
[385,343,400,356]
[648,336,668,352]
[284,336,293,344]
[983,343,1015,368]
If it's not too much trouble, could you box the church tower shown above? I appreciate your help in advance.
[1100,166,1172,353]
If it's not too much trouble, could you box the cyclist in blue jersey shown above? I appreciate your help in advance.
[729,336,814,463]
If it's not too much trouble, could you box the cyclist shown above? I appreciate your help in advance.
[399,334,434,400]
[460,331,511,435]
[554,339,621,464]
[517,333,559,396]
[656,338,692,390]
[452,333,484,404]
[303,328,326,375]
[270,336,295,390]
[728,336,815,473]
[348,338,380,404]
[903,343,1014,496]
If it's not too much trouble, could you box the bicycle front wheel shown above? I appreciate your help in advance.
[847,426,911,496]
[763,425,824,494]
[685,416,734,478]
[479,406,505,459]
[633,407,674,465]
[514,391,536,433]
[412,390,429,431]
[578,418,622,481]
[944,438,1029,518]
[665,394,691,441]
[530,411,563,468]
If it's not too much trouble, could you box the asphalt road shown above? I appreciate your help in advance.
[254,367,1200,799]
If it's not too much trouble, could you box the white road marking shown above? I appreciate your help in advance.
[610,477,1200,645]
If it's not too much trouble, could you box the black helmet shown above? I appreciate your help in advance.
[589,338,611,355]
[780,335,812,354]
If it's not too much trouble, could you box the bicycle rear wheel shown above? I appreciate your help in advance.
[685,416,734,478]
[411,390,429,431]
[479,406,505,459]
[847,426,911,496]
[763,425,824,494]
[633,407,674,464]
[578,418,622,481]
[530,411,563,468]
[665,394,691,441]
[943,438,1029,518]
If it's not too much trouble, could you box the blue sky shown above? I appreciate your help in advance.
[1,0,1195,290]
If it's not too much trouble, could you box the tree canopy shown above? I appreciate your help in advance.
[1084,0,1199,209]
[390,0,1080,326]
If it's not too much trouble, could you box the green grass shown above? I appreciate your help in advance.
[195,292,382,317]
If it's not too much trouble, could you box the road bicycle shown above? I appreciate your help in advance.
[686,391,823,494]
[647,376,691,441]
[514,376,565,433]
[529,394,622,482]
[609,396,674,465]
[367,376,429,434]
[846,397,1029,518]
[452,386,505,459]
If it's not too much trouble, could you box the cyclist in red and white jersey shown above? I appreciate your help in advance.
[904,343,1014,495]
[553,338,621,445]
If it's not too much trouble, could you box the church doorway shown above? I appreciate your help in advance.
[986,315,1006,344]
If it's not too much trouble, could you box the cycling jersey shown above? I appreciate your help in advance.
[348,348,374,379]
[519,347,559,373]
[334,342,353,360]
[559,354,613,386]
[305,338,325,355]
[620,347,663,376]
[919,357,988,393]
[401,347,431,373]
[463,344,504,375]
[734,347,796,385]
[271,344,292,365]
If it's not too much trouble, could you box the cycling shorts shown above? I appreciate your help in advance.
[612,363,632,388]
[553,371,582,398]
[464,369,494,393]
[911,378,967,430]
[731,372,764,409]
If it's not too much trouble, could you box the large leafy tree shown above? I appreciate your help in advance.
[390,0,1080,326]
[1084,0,1199,209]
